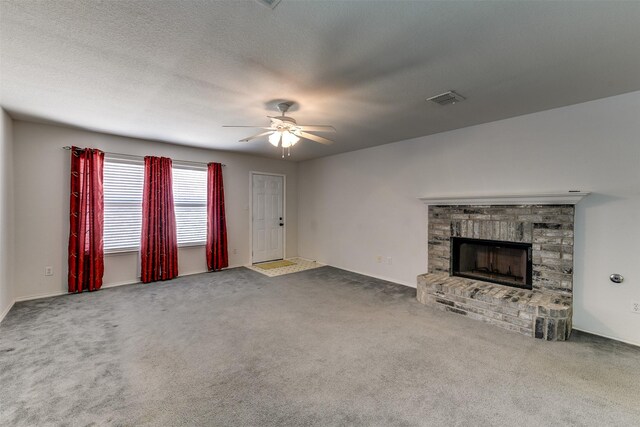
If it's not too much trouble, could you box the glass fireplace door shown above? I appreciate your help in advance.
[451,237,532,289]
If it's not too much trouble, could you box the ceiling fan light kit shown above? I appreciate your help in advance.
[224,101,335,158]
[269,130,299,148]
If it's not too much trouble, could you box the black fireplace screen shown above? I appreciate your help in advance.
[450,237,532,289]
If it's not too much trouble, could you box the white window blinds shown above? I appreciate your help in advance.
[103,156,144,252]
[103,157,208,252]
[172,165,207,246]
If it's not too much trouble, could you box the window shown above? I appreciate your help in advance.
[172,165,207,246]
[103,158,208,252]
[103,156,144,252]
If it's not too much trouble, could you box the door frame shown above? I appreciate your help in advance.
[249,171,286,264]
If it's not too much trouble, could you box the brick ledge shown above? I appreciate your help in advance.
[417,273,572,341]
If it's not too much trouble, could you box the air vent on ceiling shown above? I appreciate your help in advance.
[256,0,282,9]
[426,91,466,106]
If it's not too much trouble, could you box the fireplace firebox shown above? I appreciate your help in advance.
[450,237,532,289]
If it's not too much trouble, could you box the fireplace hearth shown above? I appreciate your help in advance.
[451,237,532,289]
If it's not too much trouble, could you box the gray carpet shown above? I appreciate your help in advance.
[1,267,639,426]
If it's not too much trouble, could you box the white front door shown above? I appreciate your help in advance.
[252,173,284,263]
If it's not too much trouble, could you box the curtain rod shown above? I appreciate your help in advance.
[62,146,226,167]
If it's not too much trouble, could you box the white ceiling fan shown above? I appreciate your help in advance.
[223,101,335,157]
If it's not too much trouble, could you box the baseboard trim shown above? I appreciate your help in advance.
[572,327,639,348]
[13,266,247,302]
[101,281,138,289]
[323,264,416,288]
[15,290,67,302]
[0,299,15,323]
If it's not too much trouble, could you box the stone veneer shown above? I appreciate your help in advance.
[419,204,575,340]
[428,205,574,295]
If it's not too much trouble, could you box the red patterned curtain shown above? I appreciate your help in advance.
[68,147,105,293]
[141,156,178,283]
[206,162,228,271]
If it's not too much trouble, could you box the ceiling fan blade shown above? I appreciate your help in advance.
[297,131,334,145]
[297,125,336,132]
[239,131,274,143]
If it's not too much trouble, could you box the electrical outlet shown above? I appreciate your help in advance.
[387,257,393,265]
[632,301,640,314]
[44,266,53,276]
[233,248,238,255]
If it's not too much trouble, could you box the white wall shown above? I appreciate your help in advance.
[12,121,298,300]
[298,91,640,346]
[0,110,15,320]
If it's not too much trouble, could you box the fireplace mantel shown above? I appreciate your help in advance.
[419,191,590,206]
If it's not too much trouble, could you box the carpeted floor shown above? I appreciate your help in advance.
[1,267,639,426]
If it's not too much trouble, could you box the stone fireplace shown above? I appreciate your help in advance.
[416,193,588,341]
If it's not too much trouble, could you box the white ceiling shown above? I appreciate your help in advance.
[1,1,640,161]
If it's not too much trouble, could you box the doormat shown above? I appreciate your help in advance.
[254,260,297,270]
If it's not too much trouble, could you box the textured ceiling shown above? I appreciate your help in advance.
[1,0,640,161]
